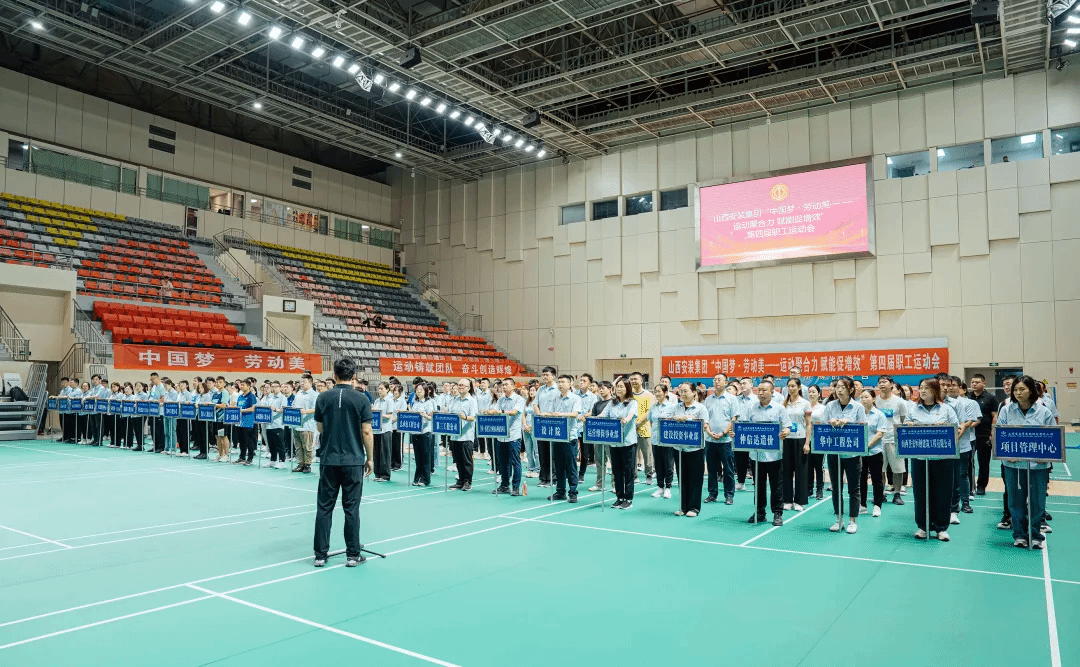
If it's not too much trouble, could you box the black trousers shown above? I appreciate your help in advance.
[115,416,129,448]
[552,441,579,496]
[753,459,783,517]
[313,464,365,559]
[610,445,636,501]
[538,440,552,483]
[266,428,285,462]
[88,414,101,444]
[76,414,88,442]
[912,458,954,532]
[238,426,257,461]
[781,438,809,505]
[451,440,474,484]
[675,448,705,513]
[652,444,675,489]
[735,450,751,483]
[152,417,166,452]
[128,417,144,449]
[413,432,432,485]
[177,420,190,454]
[391,431,403,469]
[578,439,594,477]
[62,413,75,442]
[860,452,885,508]
[829,456,862,519]
[374,432,392,479]
[975,436,993,491]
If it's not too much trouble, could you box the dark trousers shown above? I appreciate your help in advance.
[177,420,190,454]
[152,417,165,452]
[413,432,432,485]
[860,452,885,508]
[652,444,675,489]
[374,432,392,479]
[77,414,88,441]
[578,440,594,477]
[391,431,403,470]
[62,413,75,442]
[975,436,992,491]
[753,459,783,517]
[313,464,365,559]
[128,417,144,449]
[88,414,101,444]
[735,450,751,483]
[706,441,736,500]
[238,426,257,461]
[266,428,285,462]
[101,414,112,443]
[951,450,973,512]
[829,456,862,519]
[285,428,294,458]
[497,439,522,491]
[912,458,954,532]
[538,440,552,483]
[451,440,474,484]
[553,441,579,496]
[675,448,705,513]
[782,438,809,505]
[610,445,636,501]
[192,421,209,454]
[115,416,129,448]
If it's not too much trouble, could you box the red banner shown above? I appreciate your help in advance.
[380,357,524,378]
[661,346,949,378]
[114,344,322,374]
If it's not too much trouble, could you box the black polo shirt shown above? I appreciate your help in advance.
[314,384,373,466]
[966,390,999,439]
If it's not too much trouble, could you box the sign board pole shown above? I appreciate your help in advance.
[97,404,103,447]
[601,443,606,512]
[1027,462,1032,551]
[205,416,210,461]
[549,433,554,505]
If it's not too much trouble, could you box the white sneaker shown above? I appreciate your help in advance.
[950,512,960,525]
[177,452,188,457]
[783,503,793,510]
[588,485,603,492]
[526,471,539,478]
[914,528,927,539]
[447,465,457,471]
[793,503,803,511]
[736,483,746,492]
[663,488,672,499]
[846,522,858,534]
[937,530,950,541]
[652,488,664,498]
[872,505,881,517]
[276,461,286,469]
[829,521,841,532]
[859,505,868,515]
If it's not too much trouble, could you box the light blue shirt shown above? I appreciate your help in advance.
[412,398,436,434]
[372,396,396,435]
[648,398,678,441]
[496,393,526,441]
[576,390,598,419]
[947,395,981,453]
[600,400,638,447]
[264,393,286,429]
[865,407,888,456]
[295,389,319,433]
[780,397,811,439]
[536,383,559,414]
[741,400,787,462]
[448,395,476,442]
[149,383,166,416]
[704,392,737,443]
[997,401,1056,470]
[550,391,583,440]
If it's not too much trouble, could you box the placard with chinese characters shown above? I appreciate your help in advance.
[657,419,705,450]
[583,417,626,446]
[992,426,1065,464]
[379,358,525,377]
[732,422,782,452]
[896,425,958,459]
[113,344,322,374]
[811,423,868,455]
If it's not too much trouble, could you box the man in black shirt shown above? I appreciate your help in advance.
[313,357,374,568]
[967,373,999,495]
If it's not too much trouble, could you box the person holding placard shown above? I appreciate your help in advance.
[734,377,756,491]
[128,382,148,451]
[523,383,541,480]
[743,380,791,527]
[997,375,1055,549]
[876,376,908,504]
[672,382,709,517]
[547,374,583,503]
[780,378,812,512]
[823,377,866,534]
[193,382,213,459]
[534,367,559,487]
[371,382,396,481]
[648,383,678,499]
[576,374,598,480]
[391,383,408,472]
[448,378,478,491]
[946,377,981,521]
[704,373,738,505]
[806,385,827,500]
[293,376,319,474]
[587,381,614,492]
[264,382,287,469]
[160,378,179,455]
[175,380,194,457]
[233,379,258,466]
[600,379,639,509]
[858,389,889,518]
[905,378,959,541]
[84,374,106,446]
[410,382,436,486]
[493,378,526,496]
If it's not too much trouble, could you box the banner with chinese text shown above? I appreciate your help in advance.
[114,344,322,374]
[379,358,524,378]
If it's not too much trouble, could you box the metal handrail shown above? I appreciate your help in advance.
[26,362,48,428]
[418,272,439,292]
[216,229,303,298]
[263,318,303,354]
[0,303,30,361]
[72,299,112,362]
[462,313,483,332]
[210,235,262,304]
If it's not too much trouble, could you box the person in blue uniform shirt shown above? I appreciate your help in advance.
[546,375,583,503]
[822,377,866,534]
[742,380,791,527]
[704,373,738,505]
[997,375,1056,549]
[491,378,526,496]
[671,383,709,517]
[904,378,959,542]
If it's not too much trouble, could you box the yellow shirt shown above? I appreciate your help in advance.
[633,390,655,437]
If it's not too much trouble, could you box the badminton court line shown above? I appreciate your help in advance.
[1044,543,1061,667]
[0,525,71,550]
[0,444,110,461]
[740,496,830,546]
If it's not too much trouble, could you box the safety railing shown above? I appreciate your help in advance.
[216,229,303,299]
[0,303,30,361]
[71,299,112,362]
[26,362,48,429]
[462,313,483,332]
[210,235,263,304]
[263,318,303,354]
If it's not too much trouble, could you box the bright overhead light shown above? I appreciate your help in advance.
[464,116,475,126]
[514,138,524,148]
[388,81,401,92]
[420,96,431,107]
[1065,39,1078,48]
[373,73,385,85]
[347,63,360,74]
[237,11,251,25]
[253,101,262,109]
[291,36,305,49]
[536,149,547,158]
[937,148,945,157]
[268,25,282,39]
[449,109,461,119]
[501,133,513,143]
[435,102,447,113]
[1068,27,1080,34]
[332,55,345,68]
[492,128,502,137]
[405,89,417,100]
[210,0,225,12]
[524,144,535,153]
[1067,15,1080,23]
[311,46,326,58]
[475,122,486,131]
[395,151,403,158]
[29,19,44,30]
[250,198,258,203]
[1020,134,1037,144]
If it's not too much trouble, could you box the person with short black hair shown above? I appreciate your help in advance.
[967,373,998,495]
[448,378,478,491]
[547,374,583,502]
[371,382,396,481]
[998,375,1054,549]
[534,366,559,487]
[313,357,374,568]
[233,379,258,465]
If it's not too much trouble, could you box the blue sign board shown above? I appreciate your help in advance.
[70,398,83,411]
[110,400,122,416]
[432,412,461,437]
[57,397,69,413]
[732,422,782,452]
[96,399,109,414]
[223,407,241,425]
[136,401,153,416]
[122,401,136,416]
[896,425,958,459]
[254,406,272,424]
[811,423,869,456]
[371,410,382,432]
[198,404,216,421]
[534,416,572,442]
[993,425,1065,463]
[396,411,424,434]
[180,403,197,420]
[283,407,302,428]
[476,414,509,439]
[164,403,180,418]
[583,417,626,446]
[657,418,704,450]
[48,397,57,411]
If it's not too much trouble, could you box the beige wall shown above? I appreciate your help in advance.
[263,294,315,351]
[399,70,1080,422]
[0,263,75,362]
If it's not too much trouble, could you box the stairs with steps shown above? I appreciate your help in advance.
[0,399,38,441]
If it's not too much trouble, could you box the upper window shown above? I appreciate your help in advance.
[625,193,653,216]
[560,204,585,225]
[592,199,618,220]
[991,133,1043,164]
[1051,126,1080,155]
[886,151,930,178]
[937,143,985,172]
[659,187,688,211]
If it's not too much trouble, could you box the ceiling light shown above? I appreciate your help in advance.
[253,101,262,109]
[492,128,502,137]
[464,116,475,126]
[420,96,431,107]
[449,109,461,119]
[937,148,945,157]
[405,89,417,100]
[536,149,546,158]
[347,63,360,74]
[475,122,486,131]
[250,198,258,203]
[21,144,28,149]
[1068,27,1080,34]
[311,46,326,58]
[395,151,403,158]
[1065,39,1078,48]
[332,55,345,68]
[1068,15,1080,23]
[210,1,225,12]
[291,36,305,49]
[1020,134,1037,144]
[514,138,524,148]
[388,81,401,92]
[373,73,385,85]
[435,102,447,113]
[524,144,535,153]
[502,133,513,143]
[29,19,44,30]
[268,25,282,39]
[237,11,251,25]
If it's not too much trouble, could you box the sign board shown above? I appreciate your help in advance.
[534,416,573,442]
[732,422,782,452]
[122,401,136,416]
[136,401,153,416]
[811,423,869,456]
[583,417,626,446]
[70,398,83,412]
[198,404,216,421]
[254,406,272,425]
[993,425,1065,464]
[164,403,180,418]
[48,397,57,411]
[57,397,69,413]
[96,399,110,414]
[895,425,958,459]
[283,407,302,428]
[397,411,425,434]
[657,418,705,450]
[110,400,123,416]
[223,407,241,425]
[371,410,382,432]
[432,412,462,437]
[476,414,509,439]
[180,403,197,420]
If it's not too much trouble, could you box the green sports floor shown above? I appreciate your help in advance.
[1,436,1078,667]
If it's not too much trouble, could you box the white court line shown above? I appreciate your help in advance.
[0,458,111,469]
[0,444,109,461]
[187,584,462,667]
[0,524,72,549]
[0,467,171,486]
[740,497,830,546]
[1044,543,1062,667]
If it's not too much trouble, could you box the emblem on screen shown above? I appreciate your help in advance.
[769,183,789,201]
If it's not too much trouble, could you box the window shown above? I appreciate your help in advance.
[146,173,210,209]
[885,151,930,178]
[560,204,585,225]
[625,193,653,216]
[936,143,984,172]
[1051,126,1080,155]
[991,134,1043,164]
[659,187,688,211]
[592,199,618,220]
